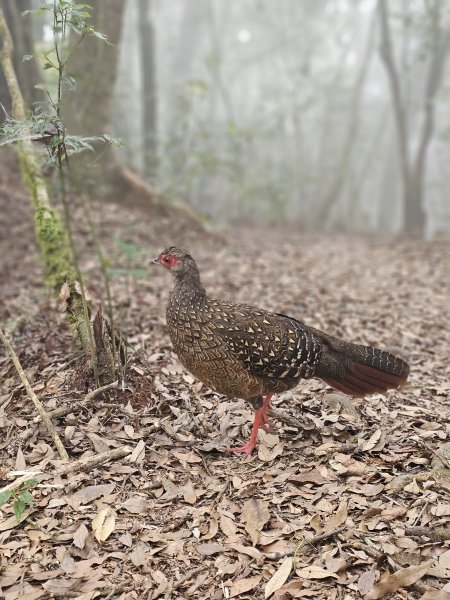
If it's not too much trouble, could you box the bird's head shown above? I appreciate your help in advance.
[152,247,197,277]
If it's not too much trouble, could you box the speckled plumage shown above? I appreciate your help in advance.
[154,247,410,453]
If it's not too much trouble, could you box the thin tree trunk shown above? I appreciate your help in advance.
[63,0,204,230]
[378,0,449,235]
[318,12,377,227]
[407,26,450,232]
[138,0,157,180]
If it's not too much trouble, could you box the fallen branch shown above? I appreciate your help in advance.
[164,565,207,598]
[266,526,347,560]
[405,526,450,542]
[269,408,306,430]
[55,445,132,476]
[0,471,43,495]
[0,327,69,460]
[0,446,132,497]
[36,381,119,421]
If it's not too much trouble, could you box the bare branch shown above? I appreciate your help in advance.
[0,328,69,460]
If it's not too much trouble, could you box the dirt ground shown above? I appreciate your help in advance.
[1,159,450,599]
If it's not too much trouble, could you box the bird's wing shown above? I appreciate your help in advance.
[206,300,322,380]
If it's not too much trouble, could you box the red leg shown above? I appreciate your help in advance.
[224,394,273,456]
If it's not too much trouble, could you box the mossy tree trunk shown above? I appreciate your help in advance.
[0,8,115,385]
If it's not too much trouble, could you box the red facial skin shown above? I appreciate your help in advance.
[158,253,178,270]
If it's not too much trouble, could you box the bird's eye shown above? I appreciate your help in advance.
[163,256,170,263]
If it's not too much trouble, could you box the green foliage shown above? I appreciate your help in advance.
[23,2,106,41]
[0,478,37,523]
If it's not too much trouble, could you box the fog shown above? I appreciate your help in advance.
[113,0,450,237]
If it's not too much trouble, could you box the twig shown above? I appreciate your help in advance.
[0,328,69,460]
[269,408,306,430]
[405,526,450,542]
[36,381,118,421]
[55,445,132,476]
[172,566,206,591]
[0,472,43,496]
[0,446,132,497]
[266,526,347,560]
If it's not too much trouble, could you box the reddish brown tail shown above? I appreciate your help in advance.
[322,347,409,398]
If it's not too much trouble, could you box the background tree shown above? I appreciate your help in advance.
[378,0,450,235]
[0,0,42,116]
[138,0,157,180]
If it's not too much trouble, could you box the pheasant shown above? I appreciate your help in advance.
[153,247,410,455]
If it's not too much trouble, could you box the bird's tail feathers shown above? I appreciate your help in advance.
[321,343,409,398]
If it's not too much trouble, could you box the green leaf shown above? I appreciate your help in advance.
[90,29,109,42]
[22,7,51,18]
[13,498,26,522]
[0,490,12,507]
[20,478,37,491]
[19,490,33,508]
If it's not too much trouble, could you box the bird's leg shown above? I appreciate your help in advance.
[224,393,273,456]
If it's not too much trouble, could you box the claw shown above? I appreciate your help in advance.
[223,443,256,456]
[224,393,273,457]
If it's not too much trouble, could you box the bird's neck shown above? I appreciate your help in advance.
[172,269,206,302]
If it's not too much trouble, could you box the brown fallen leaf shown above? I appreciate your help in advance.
[91,507,116,542]
[196,542,223,556]
[359,428,382,451]
[241,498,270,546]
[295,565,339,580]
[229,575,262,598]
[120,496,150,514]
[358,565,377,596]
[225,542,262,559]
[129,543,148,567]
[182,479,197,504]
[265,557,293,598]
[365,561,433,599]
[129,439,145,463]
[323,501,347,534]
[73,523,89,549]
[69,483,115,507]
[440,550,450,569]
[220,512,238,540]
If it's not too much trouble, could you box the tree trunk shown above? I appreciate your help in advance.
[0,0,42,116]
[64,1,125,136]
[378,0,450,236]
[137,0,157,180]
[63,0,204,231]
[318,11,377,228]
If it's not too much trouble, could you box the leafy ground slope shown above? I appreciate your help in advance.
[1,167,450,599]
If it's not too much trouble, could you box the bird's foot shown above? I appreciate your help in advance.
[223,441,256,456]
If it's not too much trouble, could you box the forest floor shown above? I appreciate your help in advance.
[1,160,450,600]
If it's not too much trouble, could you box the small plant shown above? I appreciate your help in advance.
[0,478,37,522]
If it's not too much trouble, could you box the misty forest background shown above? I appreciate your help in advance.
[2,0,450,236]
[1,2,450,600]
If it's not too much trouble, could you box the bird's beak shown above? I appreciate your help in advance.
[151,256,160,265]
